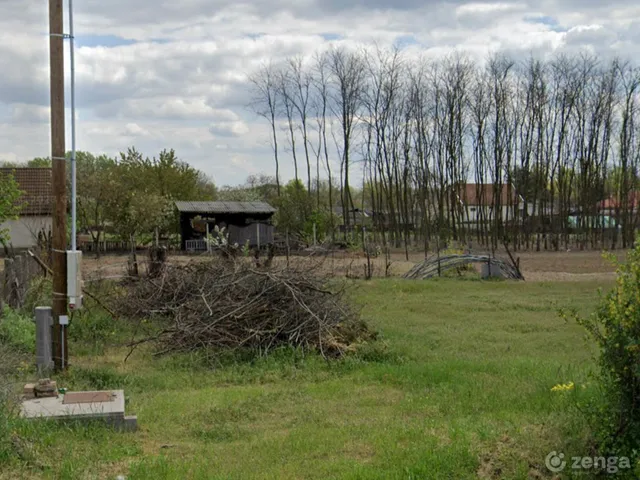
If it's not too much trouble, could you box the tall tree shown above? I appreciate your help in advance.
[249,63,282,196]
[328,47,366,237]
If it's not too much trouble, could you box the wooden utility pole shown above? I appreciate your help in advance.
[49,0,68,371]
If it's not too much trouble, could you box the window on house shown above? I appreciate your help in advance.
[470,207,476,212]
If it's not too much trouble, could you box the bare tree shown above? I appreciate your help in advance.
[328,47,367,238]
[248,46,640,252]
[278,67,301,184]
[286,56,314,197]
[249,62,282,196]
[312,52,336,236]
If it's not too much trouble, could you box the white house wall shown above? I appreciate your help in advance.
[0,216,52,249]
[460,205,521,224]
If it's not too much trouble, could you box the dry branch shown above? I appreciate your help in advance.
[113,257,374,358]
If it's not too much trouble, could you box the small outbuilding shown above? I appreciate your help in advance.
[175,201,276,251]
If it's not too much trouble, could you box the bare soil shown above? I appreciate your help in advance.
[68,247,624,284]
[0,246,622,284]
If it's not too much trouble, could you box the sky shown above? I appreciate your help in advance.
[1,0,639,186]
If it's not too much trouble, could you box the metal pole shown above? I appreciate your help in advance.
[49,0,68,371]
[61,325,65,369]
[69,0,77,251]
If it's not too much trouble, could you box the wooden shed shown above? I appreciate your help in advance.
[175,201,276,251]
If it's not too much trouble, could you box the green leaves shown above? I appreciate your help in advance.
[0,171,23,244]
[570,237,640,460]
[72,148,216,244]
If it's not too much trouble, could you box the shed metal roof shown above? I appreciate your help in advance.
[175,201,276,214]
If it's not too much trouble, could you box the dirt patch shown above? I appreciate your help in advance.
[71,247,624,284]
[477,434,513,479]
[341,440,376,463]
[477,434,559,480]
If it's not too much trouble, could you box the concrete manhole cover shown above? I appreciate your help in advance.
[63,391,115,404]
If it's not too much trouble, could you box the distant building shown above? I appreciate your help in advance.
[0,168,52,250]
[453,183,521,225]
[597,192,640,217]
[175,201,276,251]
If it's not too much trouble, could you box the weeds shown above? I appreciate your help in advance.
[0,337,30,468]
[0,307,35,353]
[60,365,130,391]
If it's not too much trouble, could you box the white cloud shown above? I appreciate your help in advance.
[124,123,150,137]
[11,104,50,124]
[209,121,250,137]
[456,2,524,16]
[1,0,640,185]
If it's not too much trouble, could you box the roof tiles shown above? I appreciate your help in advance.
[0,168,53,216]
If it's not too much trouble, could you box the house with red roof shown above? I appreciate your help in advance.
[0,168,53,250]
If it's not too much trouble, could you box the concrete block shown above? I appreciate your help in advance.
[122,415,138,432]
[21,390,132,432]
[22,383,36,400]
[34,379,58,398]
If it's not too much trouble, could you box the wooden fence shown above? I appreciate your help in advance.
[0,253,43,312]
[78,239,180,254]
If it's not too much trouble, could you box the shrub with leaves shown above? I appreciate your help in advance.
[563,242,640,465]
[0,171,23,245]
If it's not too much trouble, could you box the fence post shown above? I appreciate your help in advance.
[4,258,15,308]
[0,268,4,315]
[34,306,54,375]
[206,223,211,255]
[15,255,25,307]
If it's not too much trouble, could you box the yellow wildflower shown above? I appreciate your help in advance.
[551,382,575,392]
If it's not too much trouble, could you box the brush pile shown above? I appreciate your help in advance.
[116,258,374,358]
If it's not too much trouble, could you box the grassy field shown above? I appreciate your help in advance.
[2,278,609,479]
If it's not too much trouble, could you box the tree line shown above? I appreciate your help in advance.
[1,148,216,254]
[249,48,640,252]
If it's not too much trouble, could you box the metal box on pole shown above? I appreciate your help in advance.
[66,250,83,310]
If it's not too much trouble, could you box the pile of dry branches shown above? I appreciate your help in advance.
[115,258,374,358]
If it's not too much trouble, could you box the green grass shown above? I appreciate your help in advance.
[1,278,610,479]
[0,307,35,353]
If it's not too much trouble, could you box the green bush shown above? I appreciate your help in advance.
[0,308,35,353]
[563,241,640,469]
